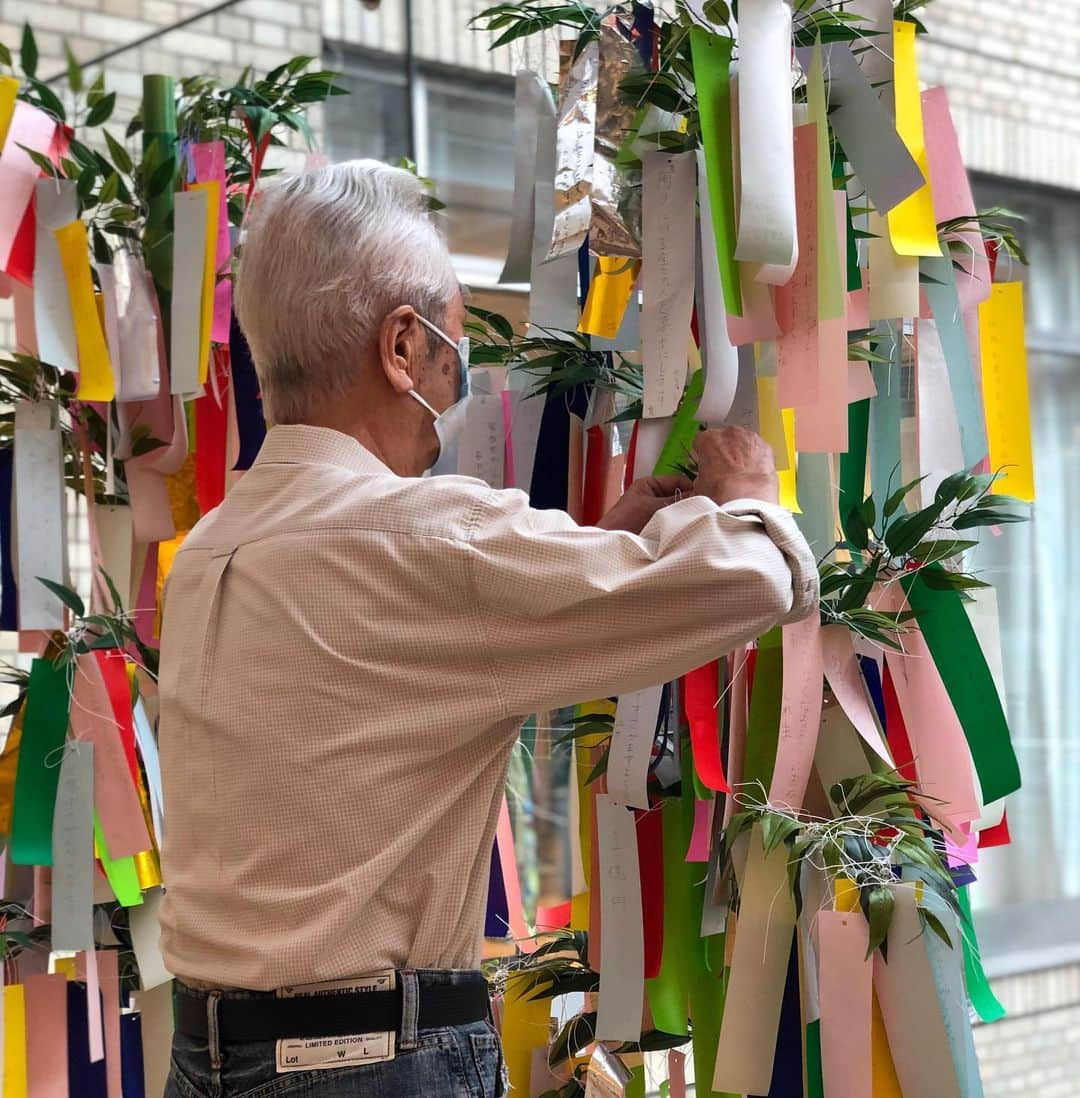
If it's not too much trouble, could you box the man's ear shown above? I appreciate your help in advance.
[378,305,422,395]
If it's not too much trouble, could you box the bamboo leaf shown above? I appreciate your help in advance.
[36,577,85,618]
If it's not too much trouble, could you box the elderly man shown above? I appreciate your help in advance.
[158,159,818,1097]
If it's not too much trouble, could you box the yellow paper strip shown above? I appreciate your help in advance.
[756,374,789,471]
[805,46,845,319]
[54,221,116,400]
[779,407,801,513]
[579,256,640,338]
[979,282,1035,501]
[887,22,941,258]
[188,180,220,383]
[501,972,552,1096]
[0,76,19,149]
[3,983,28,1098]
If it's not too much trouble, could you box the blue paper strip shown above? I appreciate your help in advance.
[68,981,108,1098]
[229,311,266,470]
[0,446,17,629]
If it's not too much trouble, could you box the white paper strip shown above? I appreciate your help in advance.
[734,0,797,268]
[641,150,696,418]
[594,795,644,1044]
[133,701,165,845]
[14,400,65,630]
[501,71,548,284]
[104,251,162,402]
[458,393,504,488]
[51,743,95,951]
[696,149,739,425]
[170,190,209,395]
[506,381,546,497]
[130,887,173,990]
[915,317,964,506]
[606,684,663,811]
[33,179,79,373]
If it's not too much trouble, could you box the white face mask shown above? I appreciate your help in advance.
[408,314,471,476]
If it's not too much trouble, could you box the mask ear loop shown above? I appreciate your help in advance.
[408,388,440,420]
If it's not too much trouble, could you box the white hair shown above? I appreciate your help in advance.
[234,159,458,425]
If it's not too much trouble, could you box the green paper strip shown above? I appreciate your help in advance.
[902,569,1021,801]
[689,29,741,317]
[846,192,862,292]
[10,658,71,865]
[957,886,1006,1023]
[627,1065,646,1098]
[94,814,144,907]
[653,368,705,477]
[645,794,693,1036]
[869,322,905,520]
[839,398,870,545]
[806,44,845,321]
[805,1020,825,1098]
[742,627,782,796]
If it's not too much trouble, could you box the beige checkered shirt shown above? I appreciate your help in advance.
[157,424,818,990]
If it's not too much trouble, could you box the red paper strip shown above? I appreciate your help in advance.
[624,419,639,490]
[882,663,917,783]
[636,805,664,979]
[685,661,730,792]
[94,649,139,788]
[978,811,1010,849]
[195,346,230,514]
[536,900,571,931]
[6,199,35,285]
[582,424,609,527]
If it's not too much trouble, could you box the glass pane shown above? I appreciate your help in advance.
[968,179,1080,911]
[425,83,516,192]
[323,62,409,165]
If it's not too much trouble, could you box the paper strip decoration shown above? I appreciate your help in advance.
[818,909,873,1098]
[14,399,64,630]
[595,795,645,1042]
[187,180,220,384]
[579,256,638,339]
[607,684,663,810]
[641,151,696,418]
[734,0,797,269]
[50,742,95,950]
[887,21,941,257]
[4,982,28,1097]
[0,102,55,272]
[0,74,18,147]
[170,189,210,394]
[979,281,1035,501]
[33,179,79,373]
[10,657,71,865]
[501,71,547,282]
[691,28,741,316]
[191,141,232,342]
[770,611,824,809]
[25,973,69,1098]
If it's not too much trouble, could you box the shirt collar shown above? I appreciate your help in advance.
[253,425,394,476]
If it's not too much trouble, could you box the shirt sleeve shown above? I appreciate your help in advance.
[462,489,819,717]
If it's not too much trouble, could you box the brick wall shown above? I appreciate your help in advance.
[974,963,1080,1097]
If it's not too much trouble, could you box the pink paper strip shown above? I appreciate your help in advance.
[794,193,851,453]
[770,611,824,811]
[945,825,979,869]
[847,361,877,403]
[68,652,152,859]
[922,87,990,311]
[821,625,892,762]
[669,1050,687,1098]
[192,141,233,343]
[776,124,819,404]
[819,910,872,1098]
[685,797,713,862]
[873,586,980,829]
[25,973,69,1098]
[0,102,56,268]
[501,389,516,490]
[847,286,870,329]
[85,948,105,1063]
[97,950,123,1098]
[728,273,780,345]
[496,796,535,952]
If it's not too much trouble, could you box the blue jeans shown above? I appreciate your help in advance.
[165,970,505,1097]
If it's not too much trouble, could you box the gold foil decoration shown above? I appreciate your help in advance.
[591,21,644,258]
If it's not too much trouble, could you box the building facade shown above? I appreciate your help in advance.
[0,0,1077,1092]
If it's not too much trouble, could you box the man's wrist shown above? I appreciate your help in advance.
[696,473,779,507]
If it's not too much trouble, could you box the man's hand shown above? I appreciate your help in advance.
[596,474,694,534]
[692,426,779,506]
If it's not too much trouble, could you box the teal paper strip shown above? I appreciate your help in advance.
[921,254,989,469]
[869,321,905,519]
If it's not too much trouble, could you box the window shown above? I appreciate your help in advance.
[966,177,1080,963]
[322,46,517,286]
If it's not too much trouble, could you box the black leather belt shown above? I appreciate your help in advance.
[174,978,492,1043]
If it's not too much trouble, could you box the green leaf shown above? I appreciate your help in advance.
[865,885,894,959]
[933,470,969,506]
[0,42,11,68]
[29,79,65,122]
[952,510,1027,530]
[909,538,977,565]
[917,569,991,592]
[884,504,943,557]
[85,92,117,127]
[36,577,85,618]
[920,907,955,951]
[98,172,120,205]
[883,474,928,519]
[64,40,83,93]
[147,156,177,198]
[16,144,57,178]
[104,130,133,175]
[86,70,106,107]
[20,23,37,79]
